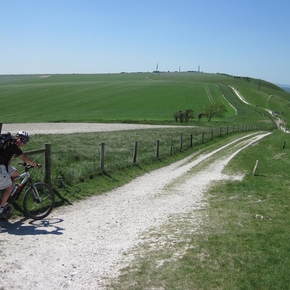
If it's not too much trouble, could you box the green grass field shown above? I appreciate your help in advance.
[2,72,290,289]
[1,72,289,125]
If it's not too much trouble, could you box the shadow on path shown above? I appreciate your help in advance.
[0,217,64,236]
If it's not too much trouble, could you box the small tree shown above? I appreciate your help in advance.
[197,112,203,121]
[204,103,227,122]
[184,109,194,122]
[174,110,194,123]
[174,111,179,122]
[174,111,184,123]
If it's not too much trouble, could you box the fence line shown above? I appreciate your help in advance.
[1,122,272,178]
[98,123,270,172]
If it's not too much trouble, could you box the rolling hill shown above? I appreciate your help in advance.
[1,72,289,127]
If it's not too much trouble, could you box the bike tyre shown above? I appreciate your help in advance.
[23,182,55,220]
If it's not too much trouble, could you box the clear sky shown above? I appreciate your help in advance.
[1,0,289,84]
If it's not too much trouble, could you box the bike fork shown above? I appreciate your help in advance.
[31,184,42,203]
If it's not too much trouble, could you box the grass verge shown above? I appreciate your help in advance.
[108,130,290,290]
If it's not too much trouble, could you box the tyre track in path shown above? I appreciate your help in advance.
[0,131,271,290]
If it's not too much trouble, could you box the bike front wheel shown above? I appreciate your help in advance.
[23,182,55,220]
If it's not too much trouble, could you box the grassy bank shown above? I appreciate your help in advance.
[110,130,290,289]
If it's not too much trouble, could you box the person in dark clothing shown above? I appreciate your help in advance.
[0,130,41,218]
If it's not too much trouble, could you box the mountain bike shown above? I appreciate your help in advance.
[1,163,55,220]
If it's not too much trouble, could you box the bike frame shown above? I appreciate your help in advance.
[8,166,40,204]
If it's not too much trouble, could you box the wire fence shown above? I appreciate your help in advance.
[1,122,274,185]
[98,123,270,172]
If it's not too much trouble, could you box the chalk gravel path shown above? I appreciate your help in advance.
[0,123,271,289]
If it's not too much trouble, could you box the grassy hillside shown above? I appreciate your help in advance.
[2,73,290,288]
[1,72,289,126]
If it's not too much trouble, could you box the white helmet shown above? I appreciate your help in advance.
[17,130,30,141]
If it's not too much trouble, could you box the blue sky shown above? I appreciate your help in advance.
[1,0,289,84]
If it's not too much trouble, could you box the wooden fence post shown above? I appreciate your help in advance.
[180,136,183,151]
[133,141,138,163]
[24,144,52,185]
[100,142,105,173]
[156,140,159,158]
[190,134,193,148]
[201,132,205,144]
[169,139,173,155]
[44,143,51,185]
[252,160,259,176]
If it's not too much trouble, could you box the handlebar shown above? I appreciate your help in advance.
[18,162,42,169]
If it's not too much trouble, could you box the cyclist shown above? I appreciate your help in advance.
[0,130,42,218]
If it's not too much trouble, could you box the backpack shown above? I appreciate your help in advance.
[0,132,12,150]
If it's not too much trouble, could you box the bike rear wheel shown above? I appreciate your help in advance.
[23,182,55,220]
